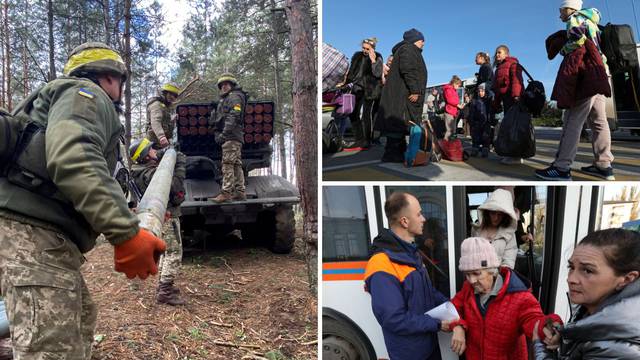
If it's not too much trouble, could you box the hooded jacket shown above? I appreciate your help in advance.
[213,87,247,144]
[374,40,427,135]
[443,84,460,117]
[146,93,174,145]
[471,189,518,269]
[492,56,523,110]
[452,267,547,360]
[534,279,640,359]
[364,228,448,360]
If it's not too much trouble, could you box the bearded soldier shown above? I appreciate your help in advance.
[0,42,166,358]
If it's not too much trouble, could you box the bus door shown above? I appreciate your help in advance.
[456,186,551,302]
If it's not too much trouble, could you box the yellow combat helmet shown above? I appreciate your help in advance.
[63,42,127,81]
[129,138,154,164]
[160,82,181,96]
[216,73,238,89]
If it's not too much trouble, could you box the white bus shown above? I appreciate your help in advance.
[322,185,638,360]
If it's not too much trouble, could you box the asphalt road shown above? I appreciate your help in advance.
[322,128,640,181]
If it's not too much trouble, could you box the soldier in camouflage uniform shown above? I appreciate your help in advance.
[146,82,180,148]
[211,73,248,202]
[0,42,166,359]
[129,138,187,306]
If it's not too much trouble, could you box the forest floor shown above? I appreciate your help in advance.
[83,230,317,360]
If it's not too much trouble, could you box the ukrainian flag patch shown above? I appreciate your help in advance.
[233,104,242,111]
[78,88,95,99]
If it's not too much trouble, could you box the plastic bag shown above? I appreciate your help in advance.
[494,102,535,158]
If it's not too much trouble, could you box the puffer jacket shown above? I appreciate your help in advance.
[452,267,548,360]
[471,189,518,269]
[492,56,523,110]
[364,228,449,360]
[546,31,611,109]
[534,279,640,359]
[443,84,460,117]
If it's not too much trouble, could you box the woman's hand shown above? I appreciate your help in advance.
[533,320,562,350]
[451,326,466,355]
[408,94,419,103]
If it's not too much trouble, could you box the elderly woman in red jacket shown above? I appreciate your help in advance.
[449,237,561,360]
[492,45,525,165]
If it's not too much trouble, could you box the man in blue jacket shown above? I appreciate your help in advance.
[364,191,453,360]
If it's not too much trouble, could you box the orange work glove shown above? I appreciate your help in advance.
[114,228,167,279]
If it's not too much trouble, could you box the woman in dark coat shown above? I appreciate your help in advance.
[343,37,383,150]
[375,28,427,163]
[534,228,640,359]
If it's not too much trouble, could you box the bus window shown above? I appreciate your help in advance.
[384,186,450,296]
[600,185,640,230]
[323,186,371,261]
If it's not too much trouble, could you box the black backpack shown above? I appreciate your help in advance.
[519,64,546,117]
[599,23,639,74]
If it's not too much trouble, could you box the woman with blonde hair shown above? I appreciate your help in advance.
[442,75,464,140]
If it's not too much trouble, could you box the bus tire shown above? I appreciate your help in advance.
[323,316,375,360]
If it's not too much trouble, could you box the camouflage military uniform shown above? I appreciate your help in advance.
[131,150,186,283]
[146,96,174,146]
[0,76,139,358]
[214,87,247,196]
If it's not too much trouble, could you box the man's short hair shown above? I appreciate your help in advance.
[385,192,411,225]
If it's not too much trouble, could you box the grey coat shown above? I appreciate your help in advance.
[534,279,640,359]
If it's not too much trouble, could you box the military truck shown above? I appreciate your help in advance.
[174,79,299,253]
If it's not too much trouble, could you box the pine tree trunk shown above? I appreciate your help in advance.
[4,0,11,110]
[0,2,4,108]
[284,0,317,294]
[123,0,132,149]
[47,0,55,80]
[103,0,110,46]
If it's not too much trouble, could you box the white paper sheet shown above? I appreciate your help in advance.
[425,301,459,321]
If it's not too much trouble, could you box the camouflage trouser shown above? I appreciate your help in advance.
[221,140,245,195]
[158,217,182,283]
[0,217,97,359]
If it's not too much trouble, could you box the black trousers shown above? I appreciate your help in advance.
[349,91,379,144]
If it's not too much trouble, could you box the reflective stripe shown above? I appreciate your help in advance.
[131,138,151,162]
[364,252,415,283]
[63,48,124,75]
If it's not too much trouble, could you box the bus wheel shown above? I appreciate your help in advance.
[323,316,374,360]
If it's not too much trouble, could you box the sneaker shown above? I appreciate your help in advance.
[500,157,523,165]
[580,165,615,180]
[535,166,572,181]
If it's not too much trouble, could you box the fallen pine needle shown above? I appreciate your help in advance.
[301,339,318,346]
[137,300,148,310]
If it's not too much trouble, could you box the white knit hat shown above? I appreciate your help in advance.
[560,0,582,10]
[458,237,500,271]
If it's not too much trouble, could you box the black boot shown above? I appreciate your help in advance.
[381,137,405,163]
[157,280,186,306]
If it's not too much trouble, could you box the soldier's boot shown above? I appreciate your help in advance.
[157,280,186,306]
[232,191,246,201]
[211,192,232,203]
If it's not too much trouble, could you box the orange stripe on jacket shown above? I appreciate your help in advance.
[364,252,415,283]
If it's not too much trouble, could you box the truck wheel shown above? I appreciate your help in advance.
[323,316,375,360]
[271,205,295,254]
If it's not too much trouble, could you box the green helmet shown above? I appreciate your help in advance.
[217,73,238,89]
[63,42,128,81]
[161,82,181,95]
[129,138,154,163]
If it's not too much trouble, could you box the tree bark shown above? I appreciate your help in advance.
[123,0,132,149]
[103,0,110,46]
[284,0,317,294]
[47,0,56,80]
[269,0,287,180]
[4,0,11,110]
